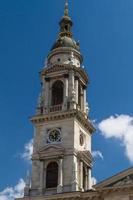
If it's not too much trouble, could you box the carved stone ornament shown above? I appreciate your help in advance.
[32,145,65,160]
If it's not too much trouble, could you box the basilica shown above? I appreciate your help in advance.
[17,1,133,200]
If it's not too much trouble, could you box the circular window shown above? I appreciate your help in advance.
[80,133,84,146]
[48,128,61,143]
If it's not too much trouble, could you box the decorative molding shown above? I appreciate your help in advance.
[30,110,95,134]
[32,145,65,160]
[47,46,83,63]
[41,64,89,84]
[16,185,133,200]
[78,151,93,167]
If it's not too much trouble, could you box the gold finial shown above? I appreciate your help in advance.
[64,0,69,16]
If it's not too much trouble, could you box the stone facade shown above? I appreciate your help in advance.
[16,1,133,200]
[19,167,133,199]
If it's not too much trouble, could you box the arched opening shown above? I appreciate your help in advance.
[65,24,68,31]
[52,81,64,106]
[46,162,58,188]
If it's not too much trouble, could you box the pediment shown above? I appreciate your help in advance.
[95,167,133,189]
[78,151,93,167]
[38,145,65,159]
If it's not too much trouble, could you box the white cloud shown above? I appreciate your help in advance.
[98,114,133,164]
[21,139,33,161]
[91,177,97,186]
[92,150,104,160]
[0,179,25,200]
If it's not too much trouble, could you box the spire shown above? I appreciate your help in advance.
[58,0,73,38]
[50,0,80,52]
[64,0,69,17]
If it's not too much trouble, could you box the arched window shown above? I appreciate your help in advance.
[46,162,58,188]
[52,81,64,106]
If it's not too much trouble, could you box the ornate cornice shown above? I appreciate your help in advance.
[16,185,133,200]
[78,151,93,167]
[41,64,89,84]
[30,110,95,134]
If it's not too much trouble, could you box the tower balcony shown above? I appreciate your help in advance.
[49,104,63,113]
[37,104,63,115]
[37,103,89,118]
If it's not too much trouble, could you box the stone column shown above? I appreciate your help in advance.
[39,161,44,194]
[81,87,84,112]
[69,70,74,96]
[80,161,83,191]
[84,168,88,191]
[83,166,88,191]
[83,86,87,113]
[88,168,92,190]
[57,158,63,193]
[44,77,50,113]
[69,70,76,109]
[75,76,79,105]
[71,156,78,191]
[63,74,69,110]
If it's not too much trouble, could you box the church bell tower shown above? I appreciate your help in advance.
[24,0,95,197]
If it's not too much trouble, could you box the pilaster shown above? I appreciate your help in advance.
[75,76,79,105]
[83,86,87,113]
[57,158,63,193]
[69,70,76,109]
[88,168,92,190]
[71,156,78,191]
[63,74,69,110]
[84,168,88,191]
[44,78,50,113]
[80,161,83,191]
[80,87,84,112]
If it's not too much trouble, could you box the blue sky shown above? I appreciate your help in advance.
[0,0,133,198]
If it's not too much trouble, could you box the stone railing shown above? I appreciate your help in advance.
[49,104,63,113]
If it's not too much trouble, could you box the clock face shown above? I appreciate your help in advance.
[48,128,61,143]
